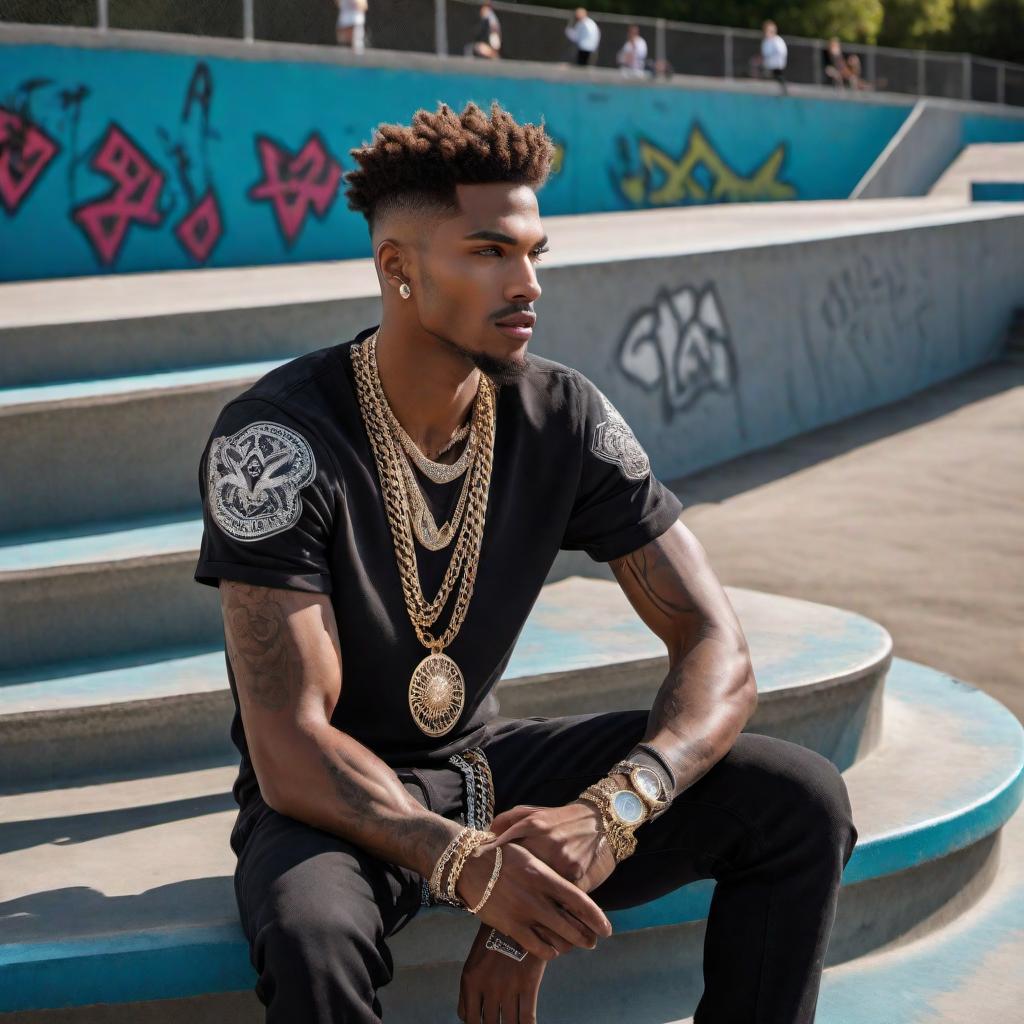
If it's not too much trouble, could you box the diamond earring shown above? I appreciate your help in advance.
[399,281,411,299]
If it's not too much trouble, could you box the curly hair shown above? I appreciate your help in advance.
[343,100,555,231]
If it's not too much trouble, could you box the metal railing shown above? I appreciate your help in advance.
[35,0,1024,108]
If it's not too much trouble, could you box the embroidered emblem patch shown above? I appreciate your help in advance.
[591,391,651,481]
[207,420,316,541]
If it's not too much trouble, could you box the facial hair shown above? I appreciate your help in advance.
[433,330,532,385]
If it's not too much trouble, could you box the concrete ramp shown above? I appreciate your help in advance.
[851,100,964,199]
[929,142,1024,201]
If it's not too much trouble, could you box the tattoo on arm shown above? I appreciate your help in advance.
[221,583,301,711]
[617,541,697,619]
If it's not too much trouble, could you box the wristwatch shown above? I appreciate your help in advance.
[578,776,647,862]
[610,758,672,814]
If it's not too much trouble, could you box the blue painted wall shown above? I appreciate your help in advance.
[0,38,1015,282]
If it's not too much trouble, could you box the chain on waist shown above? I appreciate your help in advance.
[420,746,494,907]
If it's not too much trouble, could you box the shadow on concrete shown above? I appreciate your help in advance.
[668,354,1024,506]
[0,792,235,854]
[0,876,241,944]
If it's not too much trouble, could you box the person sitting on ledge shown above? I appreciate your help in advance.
[193,99,858,1024]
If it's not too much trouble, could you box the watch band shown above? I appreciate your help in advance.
[578,785,638,862]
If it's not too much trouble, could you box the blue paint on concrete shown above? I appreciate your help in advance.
[0,360,286,409]
[972,181,1024,201]
[0,38,920,282]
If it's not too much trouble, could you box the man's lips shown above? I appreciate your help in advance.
[495,314,536,328]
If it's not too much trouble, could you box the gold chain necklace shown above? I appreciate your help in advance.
[351,332,497,737]
[395,418,474,484]
[367,340,480,550]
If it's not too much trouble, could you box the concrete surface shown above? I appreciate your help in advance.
[668,351,1024,724]
[929,141,1024,201]
[1,655,1018,1017]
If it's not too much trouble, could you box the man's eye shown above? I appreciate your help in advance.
[476,247,548,261]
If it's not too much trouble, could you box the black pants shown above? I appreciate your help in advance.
[576,49,595,66]
[234,709,858,1022]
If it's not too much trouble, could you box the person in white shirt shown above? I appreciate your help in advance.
[335,0,368,54]
[566,7,601,66]
[617,24,648,78]
[749,19,788,94]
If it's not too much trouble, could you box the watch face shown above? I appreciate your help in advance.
[634,766,663,801]
[612,789,646,825]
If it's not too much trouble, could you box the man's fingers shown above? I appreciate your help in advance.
[533,921,573,955]
[482,993,501,1024]
[543,872,613,938]
[492,819,534,847]
[490,805,537,836]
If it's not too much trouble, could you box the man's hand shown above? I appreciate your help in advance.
[458,922,547,1024]
[489,795,620,894]
[455,840,612,962]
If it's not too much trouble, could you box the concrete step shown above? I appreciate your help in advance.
[0,362,296,535]
[0,514,214,673]
[0,579,890,787]
[0,658,1018,1019]
[0,263,380,389]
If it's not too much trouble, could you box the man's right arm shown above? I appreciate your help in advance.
[220,580,613,960]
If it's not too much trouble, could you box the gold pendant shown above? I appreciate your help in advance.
[408,651,466,737]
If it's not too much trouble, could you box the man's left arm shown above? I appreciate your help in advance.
[606,517,758,799]
[490,518,758,891]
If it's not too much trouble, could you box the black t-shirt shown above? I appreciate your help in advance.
[194,325,683,809]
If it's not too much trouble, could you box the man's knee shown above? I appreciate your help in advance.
[255,878,393,996]
[777,739,858,864]
[743,734,858,866]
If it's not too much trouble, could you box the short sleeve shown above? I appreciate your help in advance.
[193,397,337,594]
[560,372,683,562]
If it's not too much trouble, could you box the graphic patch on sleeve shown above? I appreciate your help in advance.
[207,420,317,542]
[591,390,651,481]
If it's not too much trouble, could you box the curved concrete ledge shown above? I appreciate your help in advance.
[0,579,890,785]
[0,658,1018,1014]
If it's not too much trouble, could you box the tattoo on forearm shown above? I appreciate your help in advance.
[222,584,300,711]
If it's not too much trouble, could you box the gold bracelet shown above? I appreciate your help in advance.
[578,787,638,862]
[446,829,496,907]
[430,827,476,904]
[467,845,503,915]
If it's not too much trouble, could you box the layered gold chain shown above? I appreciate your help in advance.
[351,332,497,653]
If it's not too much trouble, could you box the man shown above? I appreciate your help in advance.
[756,19,789,94]
[565,7,601,66]
[194,100,857,1023]
[616,23,648,78]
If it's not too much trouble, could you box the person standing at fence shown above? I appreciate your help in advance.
[752,19,788,94]
[822,37,853,89]
[335,0,368,54]
[617,24,649,78]
[466,3,502,60]
[565,7,601,66]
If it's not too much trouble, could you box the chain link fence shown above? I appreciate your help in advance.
[3,0,1022,108]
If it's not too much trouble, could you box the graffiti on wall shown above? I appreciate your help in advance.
[2,61,343,270]
[248,132,342,248]
[617,281,743,431]
[610,122,796,208]
[791,246,935,423]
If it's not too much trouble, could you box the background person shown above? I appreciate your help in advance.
[466,2,502,60]
[749,19,788,94]
[617,23,649,78]
[334,0,368,53]
[565,7,601,66]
